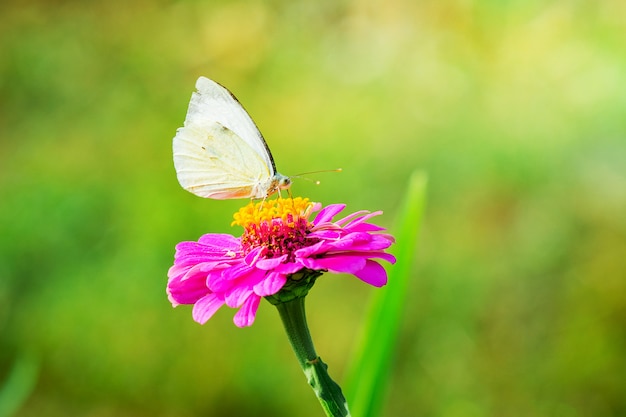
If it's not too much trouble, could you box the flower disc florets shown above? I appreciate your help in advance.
[167,197,396,327]
[233,198,318,260]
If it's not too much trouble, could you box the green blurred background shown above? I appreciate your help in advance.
[1,0,625,416]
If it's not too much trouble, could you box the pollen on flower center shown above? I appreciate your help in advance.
[232,197,313,228]
[232,197,316,258]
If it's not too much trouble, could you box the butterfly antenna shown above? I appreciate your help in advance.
[291,168,342,186]
[293,168,342,177]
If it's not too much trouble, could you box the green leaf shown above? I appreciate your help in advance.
[344,171,428,417]
[0,352,39,417]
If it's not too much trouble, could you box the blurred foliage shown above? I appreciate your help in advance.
[1,0,625,416]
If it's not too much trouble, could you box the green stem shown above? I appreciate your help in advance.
[275,296,351,417]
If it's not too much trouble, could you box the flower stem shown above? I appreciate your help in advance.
[274,296,351,417]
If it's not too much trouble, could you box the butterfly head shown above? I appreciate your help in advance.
[269,172,291,197]
[276,173,291,191]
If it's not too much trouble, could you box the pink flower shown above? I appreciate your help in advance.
[167,198,396,327]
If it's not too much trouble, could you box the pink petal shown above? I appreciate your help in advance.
[167,263,218,305]
[273,262,305,275]
[198,233,241,248]
[353,260,388,287]
[233,295,261,327]
[253,271,287,296]
[318,250,396,264]
[345,222,386,233]
[192,293,225,324]
[167,277,209,306]
[294,240,329,257]
[209,263,252,293]
[308,229,342,240]
[255,255,288,270]
[244,247,266,265]
[224,284,255,308]
[221,267,268,307]
[327,233,395,252]
[174,235,242,262]
[334,210,370,227]
[367,252,397,264]
[326,232,373,249]
[180,262,221,282]
[312,204,346,225]
[342,211,383,229]
[301,255,366,274]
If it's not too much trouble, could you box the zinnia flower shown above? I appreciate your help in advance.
[167,197,395,327]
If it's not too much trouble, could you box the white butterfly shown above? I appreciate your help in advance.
[173,76,291,199]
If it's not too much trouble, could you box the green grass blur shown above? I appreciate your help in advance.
[1,1,625,416]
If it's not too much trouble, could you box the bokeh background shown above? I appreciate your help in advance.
[2,1,626,416]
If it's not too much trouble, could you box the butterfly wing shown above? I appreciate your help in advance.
[183,77,276,174]
[173,122,273,199]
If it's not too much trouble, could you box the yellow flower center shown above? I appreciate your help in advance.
[232,197,313,228]
[232,197,317,258]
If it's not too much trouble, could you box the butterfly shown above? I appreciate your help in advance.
[173,76,291,200]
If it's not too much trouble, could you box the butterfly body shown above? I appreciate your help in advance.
[173,77,291,200]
